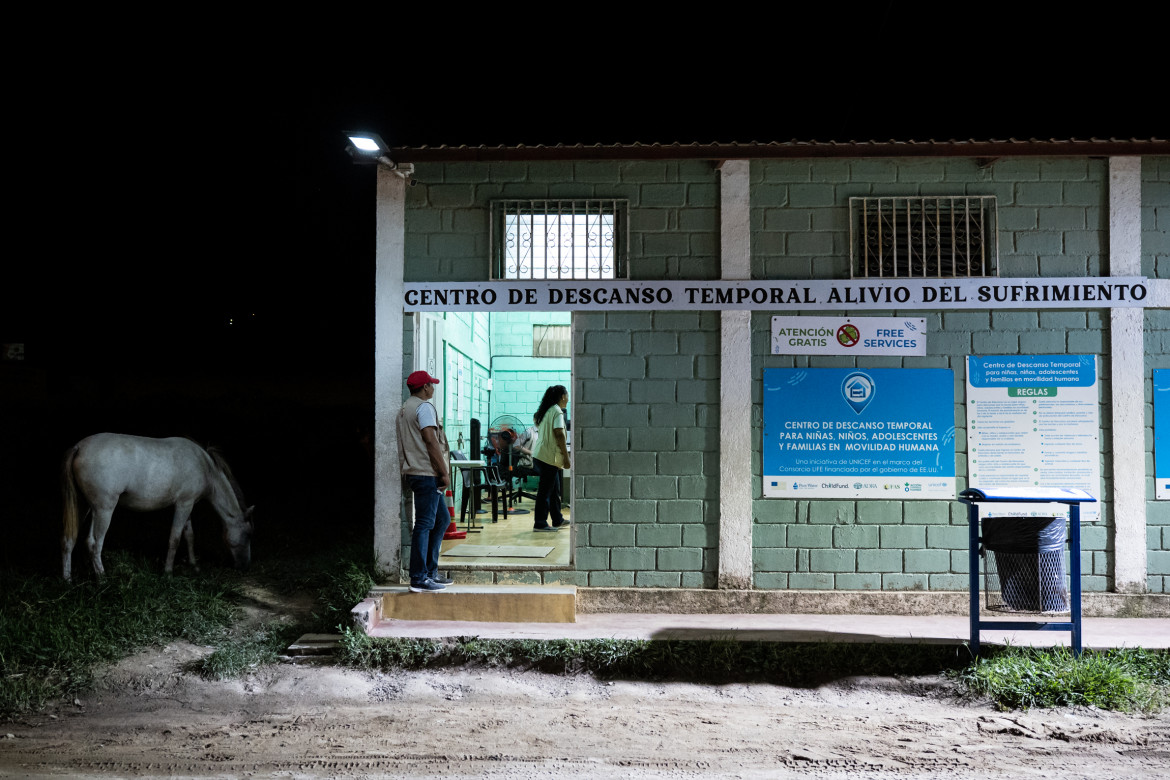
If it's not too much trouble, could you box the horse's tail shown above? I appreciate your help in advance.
[62,444,80,544]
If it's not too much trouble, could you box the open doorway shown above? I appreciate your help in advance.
[418,311,573,570]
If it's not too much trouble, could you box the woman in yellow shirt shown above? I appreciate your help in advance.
[532,385,571,531]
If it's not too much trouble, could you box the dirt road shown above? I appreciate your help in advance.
[2,640,1168,780]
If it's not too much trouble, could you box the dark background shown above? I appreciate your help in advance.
[2,16,1159,574]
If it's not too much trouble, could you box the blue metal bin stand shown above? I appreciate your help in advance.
[959,487,1097,657]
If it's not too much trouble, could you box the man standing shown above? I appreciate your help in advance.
[396,370,453,593]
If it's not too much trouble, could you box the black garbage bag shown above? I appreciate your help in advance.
[981,517,1068,612]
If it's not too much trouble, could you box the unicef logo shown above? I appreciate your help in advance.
[841,371,876,415]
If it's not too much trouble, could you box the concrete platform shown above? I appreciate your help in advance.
[357,585,576,626]
[360,612,1170,650]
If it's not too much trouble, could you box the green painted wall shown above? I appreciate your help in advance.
[489,312,571,429]
[750,157,1125,592]
[573,311,720,587]
[1145,157,1170,592]
[399,156,1169,591]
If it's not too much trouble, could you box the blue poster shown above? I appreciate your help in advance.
[763,368,956,499]
[1157,369,1170,500]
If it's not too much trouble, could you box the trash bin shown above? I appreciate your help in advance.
[959,487,1094,657]
[981,516,1069,613]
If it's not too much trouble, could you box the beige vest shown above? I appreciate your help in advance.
[397,395,449,476]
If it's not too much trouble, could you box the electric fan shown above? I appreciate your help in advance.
[485,414,538,508]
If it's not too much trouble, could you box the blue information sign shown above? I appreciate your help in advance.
[1157,369,1170,500]
[762,368,956,499]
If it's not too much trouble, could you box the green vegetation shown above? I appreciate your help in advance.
[340,632,1170,713]
[0,552,242,717]
[0,541,380,717]
[338,632,973,683]
[4,544,1167,718]
[183,540,378,680]
[195,620,304,680]
[956,645,1170,712]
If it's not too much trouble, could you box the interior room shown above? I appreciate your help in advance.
[414,311,573,569]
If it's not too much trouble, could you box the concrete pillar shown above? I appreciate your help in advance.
[1108,156,1147,593]
[718,160,753,589]
[374,166,406,580]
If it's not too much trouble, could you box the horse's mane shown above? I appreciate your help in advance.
[206,445,247,511]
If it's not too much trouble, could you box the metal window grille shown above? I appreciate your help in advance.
[850,196,998,278]
[533,324,571,358]
[492,199,628,280]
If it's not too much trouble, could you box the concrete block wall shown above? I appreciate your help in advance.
[1144,157,1170,592]
[750,158,1117,591]
[407,161,721,282]
[404,161,721,585]
[396,155,1167,591]
[487,312,571,427]
[751,157,1109,280]
[572,310,721,587]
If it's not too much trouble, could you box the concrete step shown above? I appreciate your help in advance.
[286,633,343,656]
[354,585,576,628]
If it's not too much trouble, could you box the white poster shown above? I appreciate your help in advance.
[966,355,1100,522]
[771,316,926,356]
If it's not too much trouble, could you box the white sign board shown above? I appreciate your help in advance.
[403,277,1148,312]
[771,316,926,356]
[966,355,1101,522]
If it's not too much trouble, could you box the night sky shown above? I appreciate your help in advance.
[5,20,1158,380]
[0,16,1159,571]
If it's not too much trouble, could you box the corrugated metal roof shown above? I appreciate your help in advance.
[389,137,1170,163]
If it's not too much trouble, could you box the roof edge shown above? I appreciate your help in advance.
[389,138,1170,163]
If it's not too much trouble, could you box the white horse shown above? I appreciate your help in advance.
[61,433,254,581]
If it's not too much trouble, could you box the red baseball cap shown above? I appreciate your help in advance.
[407,370,440,390]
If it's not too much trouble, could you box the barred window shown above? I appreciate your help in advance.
[533,324,571,357]
[492,199,628,280]
[850,196,998,278]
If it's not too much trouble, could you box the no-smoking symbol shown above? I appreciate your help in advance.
[837,324,860,347]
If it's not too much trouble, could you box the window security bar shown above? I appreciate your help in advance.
[491,199,628,281]
[850,196,998,279]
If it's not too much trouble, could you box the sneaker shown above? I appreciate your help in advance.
[552,520,571,528]
[430,574,454,585]
[409,578,447,593]
[533,526,559,532]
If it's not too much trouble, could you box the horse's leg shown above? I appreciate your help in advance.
[62,536,74,582]
[181,516,199,573]
[87,505,115,577]
[167,502,195,574]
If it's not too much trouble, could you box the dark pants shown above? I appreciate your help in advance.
[534,459,563,529]
[407,475,446,584]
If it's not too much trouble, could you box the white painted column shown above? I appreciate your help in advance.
[1109,156,1147,593]
[374,165,406,579]
[718,160,754,589]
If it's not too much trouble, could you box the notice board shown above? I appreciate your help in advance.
[966,355,1100,522]
[762,368,956,499]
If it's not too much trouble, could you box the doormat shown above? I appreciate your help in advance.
[443,545,554,558]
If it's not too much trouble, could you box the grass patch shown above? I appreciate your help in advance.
[247,538,378,634]
[193,620,306,680]
[955,645,1170,712]
[337,632,973,684]
[340,633,1170,713]
[0,552,242,718]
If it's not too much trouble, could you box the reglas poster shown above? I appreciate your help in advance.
[966,355,1100,522]
[762,368,956,499]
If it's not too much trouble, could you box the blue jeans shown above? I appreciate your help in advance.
[407,475,446,584]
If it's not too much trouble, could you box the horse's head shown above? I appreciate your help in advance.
[223,505,254,570]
